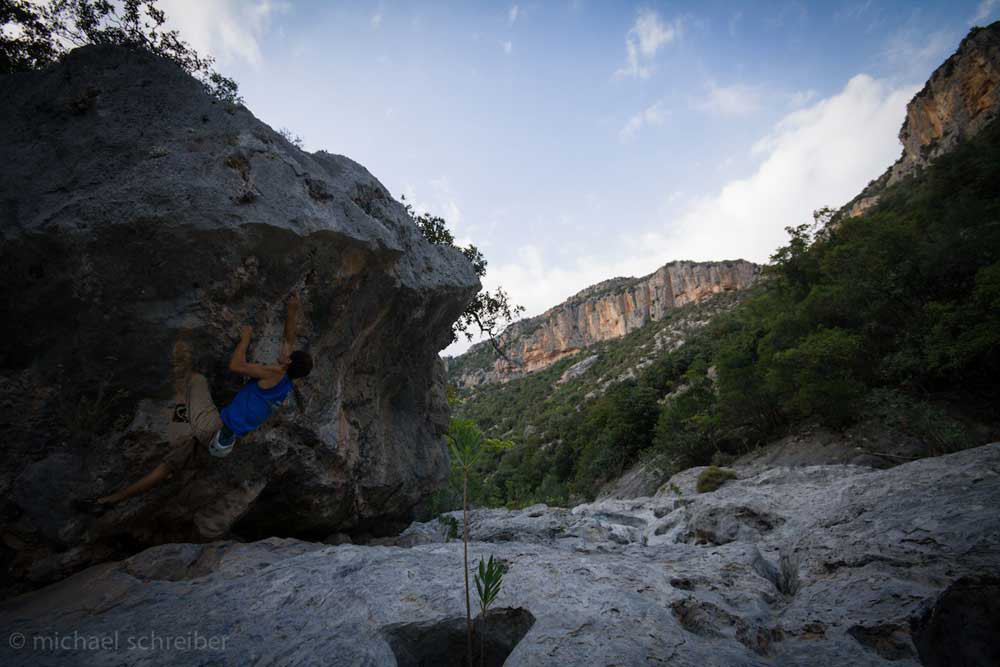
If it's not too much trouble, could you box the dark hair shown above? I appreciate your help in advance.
[287,350,313,379]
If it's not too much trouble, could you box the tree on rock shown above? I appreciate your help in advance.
[404,196,525,356]
[0,0,240,102]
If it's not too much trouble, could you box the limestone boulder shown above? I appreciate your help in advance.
[0,45,479,596]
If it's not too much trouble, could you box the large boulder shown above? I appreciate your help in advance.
[0,46,479,596]
[1,443,997,665]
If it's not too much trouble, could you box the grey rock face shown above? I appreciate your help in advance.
[0,46,479,594]
[2,443,997,665]
[555,353,599,385]
[596,458,670,499]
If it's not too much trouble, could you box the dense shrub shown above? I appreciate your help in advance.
[696,466,738,493]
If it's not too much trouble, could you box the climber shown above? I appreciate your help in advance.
[80,291,313,515]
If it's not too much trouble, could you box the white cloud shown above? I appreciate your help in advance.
[508,4,520,25]
[882,26,955,81]
[404,178,463,229]
[615,8,680,80]
[444,73,919,357]
[502,40,513,54]
[619,101,666,141]
[639,74,919,265]
[973,0,1000,24]
[693,81,761,116]
[158,0,287,66]
[481,244,633,329]
[371,6,384,28]
[787,89,818,108]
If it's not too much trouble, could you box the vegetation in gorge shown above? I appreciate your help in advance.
[449,115,1000,509]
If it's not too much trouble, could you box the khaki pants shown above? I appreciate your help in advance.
[166,373,222,448]
[163,374,260,540]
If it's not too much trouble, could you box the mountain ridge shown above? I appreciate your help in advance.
[450,258,759,387]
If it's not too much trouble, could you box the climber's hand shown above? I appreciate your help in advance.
[239,324,252,340]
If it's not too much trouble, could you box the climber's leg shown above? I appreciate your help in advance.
[91,431,201,509]
[96,463,169,505]
[192,479,267,539]
[81,334,214,512]
[187,373,223,446]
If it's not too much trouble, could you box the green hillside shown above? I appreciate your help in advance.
[445,115,1000,511]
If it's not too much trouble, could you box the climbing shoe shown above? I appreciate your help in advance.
[208,427,236,458]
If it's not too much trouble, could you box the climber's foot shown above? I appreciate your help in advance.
[72,496,113,517]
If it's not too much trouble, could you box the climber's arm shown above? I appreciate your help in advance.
[229,326,283,380]
[281,291,301,358]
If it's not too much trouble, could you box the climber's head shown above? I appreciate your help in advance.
[284,350,313,379]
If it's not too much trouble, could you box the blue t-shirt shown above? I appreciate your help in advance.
[220,374,293,436]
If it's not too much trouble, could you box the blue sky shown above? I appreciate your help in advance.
[159,0,1000,354]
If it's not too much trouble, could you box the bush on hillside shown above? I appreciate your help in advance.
[696,466,738,493]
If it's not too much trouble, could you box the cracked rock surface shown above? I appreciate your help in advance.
[2,443,997,665]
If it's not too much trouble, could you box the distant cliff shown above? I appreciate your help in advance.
[844,21,1000,217]
[452,259,759,386]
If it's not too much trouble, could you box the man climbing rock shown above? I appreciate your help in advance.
[81,292,312,532]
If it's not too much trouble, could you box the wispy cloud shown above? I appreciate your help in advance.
[508,4,520,25]
[693,81,761,116]
[371,5,384,29]
[502,40,513,54]
[972,0,1000,24]
[159,0,288,66]
[764,2,808,30]
[787,89,818,108]
[647,74,917,264]
[882,25,955,80]
[615,8,681,80]
[728,11,742,37]
[836,0,873,22]
[404,177,464,230]
[619,101,667,141]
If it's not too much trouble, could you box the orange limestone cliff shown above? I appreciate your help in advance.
[456,259,759,386]
[845,21,1000,218]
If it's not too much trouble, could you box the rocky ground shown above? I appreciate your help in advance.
[2,443,997,666]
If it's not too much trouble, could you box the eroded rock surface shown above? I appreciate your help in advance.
[3,443,997,666]
[0,46,479,595]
